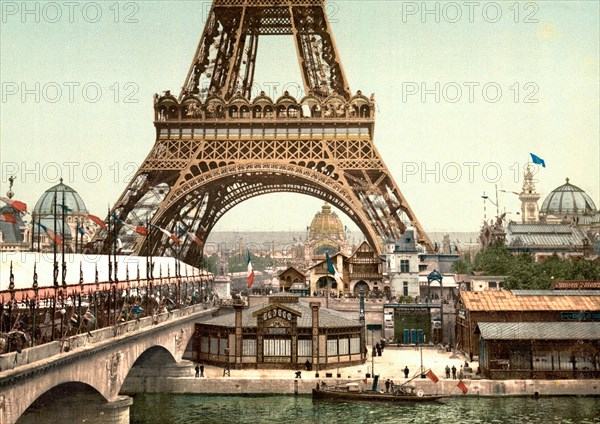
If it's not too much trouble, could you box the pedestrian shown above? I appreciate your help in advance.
[385,379,391,393]
[451,365,457,379]
[195,364,200,378]
[305,359,311,371]
[445,365,451,379]
[295,370,302,379]
[376,342,382,357]
[200,364,205,377]
[459,365,464,380]
[469,351,474,363]
[403,366,409,378]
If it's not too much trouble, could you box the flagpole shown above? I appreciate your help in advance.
[108,206,112,283]
[53,188,58,287]
[30,212,35,251]
[36,212,41,252]
[61,185,66,287]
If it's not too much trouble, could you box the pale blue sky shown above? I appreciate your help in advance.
[1,1,598,233]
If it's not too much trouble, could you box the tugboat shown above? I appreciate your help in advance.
[312,375,448,403]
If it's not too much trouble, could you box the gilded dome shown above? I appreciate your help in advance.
[540,178,597,216]
[309,203,344,238]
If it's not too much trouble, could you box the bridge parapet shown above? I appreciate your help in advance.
[0,304,217,423]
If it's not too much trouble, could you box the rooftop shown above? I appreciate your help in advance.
[460,290,600,312]
[478,321,600,340]
[201,300,361,329]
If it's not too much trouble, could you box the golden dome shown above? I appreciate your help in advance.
[309,203,345,238]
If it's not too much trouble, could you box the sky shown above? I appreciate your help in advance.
[1,0,598,234]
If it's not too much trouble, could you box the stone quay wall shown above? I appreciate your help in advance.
[122,375,600,398]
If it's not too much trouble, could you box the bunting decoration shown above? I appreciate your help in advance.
[37,223,63,246]
[112,214,148,235]
[150,224,181,244]
[0,197,27,212]
[0,213,17,223]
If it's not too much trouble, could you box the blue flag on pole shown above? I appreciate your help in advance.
[530,153,546,168]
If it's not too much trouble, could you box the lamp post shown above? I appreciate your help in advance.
[32,263,39,347]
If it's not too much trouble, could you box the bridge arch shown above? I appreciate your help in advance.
[18,382,110,423]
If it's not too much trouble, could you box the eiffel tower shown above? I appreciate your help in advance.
[100,0,433,263]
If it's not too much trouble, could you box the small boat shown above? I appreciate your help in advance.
[312,375,448,403]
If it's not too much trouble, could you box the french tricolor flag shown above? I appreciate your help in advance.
[247,251,255,288]
[38,223,63,246]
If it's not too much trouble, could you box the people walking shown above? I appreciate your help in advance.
[385,379,391,393]
[445,365,451,379]
[451,365,457,379]
[403,366,409,378]
[195,364,200,378]
[200,363,205,377]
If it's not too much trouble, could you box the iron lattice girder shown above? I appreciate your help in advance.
[182,1,349,100]
[94,0,434,262]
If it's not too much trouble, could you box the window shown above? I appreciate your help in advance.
[298,339,312,357]
[242,339,256,356]
[327,338,338,356]
[403,281,409,296]
[210,337,219,354]
[350,337,361,354]
[400,260,410,273]
[488,281,497,289]
[219,338,228,355]
[263,339,291,356]
[200,336,209,353]
[339,338,349,355]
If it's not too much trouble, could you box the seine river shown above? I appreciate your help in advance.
[130,394,600,423]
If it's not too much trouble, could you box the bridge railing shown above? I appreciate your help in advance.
[0,274,215,356]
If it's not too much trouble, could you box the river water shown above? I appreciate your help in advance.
[130,394,600,423]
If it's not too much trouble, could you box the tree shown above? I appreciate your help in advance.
[452,252,473,274]
[473,242,513,275]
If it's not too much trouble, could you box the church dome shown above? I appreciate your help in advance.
[33,179,88,217]
[540,178,597,216]
[309,203,344,238]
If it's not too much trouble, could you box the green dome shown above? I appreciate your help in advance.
[540,178,597,216]
[33,179,88,217]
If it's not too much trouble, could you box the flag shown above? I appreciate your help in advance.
[530,153,546,168]
[247,251,255,288]
[37,223,63,246]
[59,203,72,213]
[113,214,148,236]
[426,370,439,383]
[325,252,345,286]
[0,213,17,223]
[187,231,202,245]
[151,224,180,243]
[87,214,107,230]
[0,197,27,212]
[457,380,468,394]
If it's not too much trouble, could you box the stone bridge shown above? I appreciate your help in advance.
[0,304,216,424]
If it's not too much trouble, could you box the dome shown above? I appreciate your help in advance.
[33,179,88,217]
[540,178,597,217]
[309,203,344,238]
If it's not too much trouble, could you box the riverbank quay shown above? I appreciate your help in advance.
[122,345,600,398]
[122,374,600,398]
